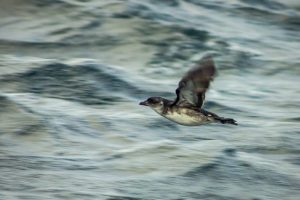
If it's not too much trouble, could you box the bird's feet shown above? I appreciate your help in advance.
[220,118,238,125]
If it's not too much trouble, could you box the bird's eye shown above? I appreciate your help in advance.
[148,98,154,103]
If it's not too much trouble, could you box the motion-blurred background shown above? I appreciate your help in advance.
[0,0,299,199]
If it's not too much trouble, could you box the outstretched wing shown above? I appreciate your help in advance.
[173,56,216,107]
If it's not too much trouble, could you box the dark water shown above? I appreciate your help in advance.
[0,0,300,199]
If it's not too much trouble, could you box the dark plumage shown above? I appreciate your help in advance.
[139,56,237,126]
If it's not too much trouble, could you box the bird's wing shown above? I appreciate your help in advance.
[173,56,216,108]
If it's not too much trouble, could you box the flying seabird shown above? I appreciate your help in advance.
[139,56,237,126]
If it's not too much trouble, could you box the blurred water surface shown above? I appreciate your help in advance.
[0,0,300,199]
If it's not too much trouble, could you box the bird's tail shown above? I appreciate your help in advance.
[201,109,238,126]
[217,117,238,125]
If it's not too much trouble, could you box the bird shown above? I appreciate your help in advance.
[139,56,237,126]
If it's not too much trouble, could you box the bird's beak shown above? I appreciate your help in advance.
[139,100,149,106]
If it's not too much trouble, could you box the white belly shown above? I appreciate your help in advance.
[163,111,211,126]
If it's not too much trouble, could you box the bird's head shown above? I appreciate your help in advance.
[139,97,164,109]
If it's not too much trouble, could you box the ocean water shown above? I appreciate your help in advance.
[0,0,300,199]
